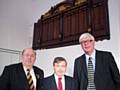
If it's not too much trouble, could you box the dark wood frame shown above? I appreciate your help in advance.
[32,0,110,49]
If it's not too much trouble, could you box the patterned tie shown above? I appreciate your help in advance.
[58,77,63,90]
[87,57,96,90]
[27,69,35,90]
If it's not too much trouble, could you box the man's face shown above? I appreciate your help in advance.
[81,39,95,55]
[53,61,67,77]
[22,48,36,68]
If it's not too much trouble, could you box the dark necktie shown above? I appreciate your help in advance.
[87,57,96,90]
[27,69,35,90]
[58,77,63,90]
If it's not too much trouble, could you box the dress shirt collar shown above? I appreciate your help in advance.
[85,50,96,71]
[23,66,34,75]
[85,49,96,60]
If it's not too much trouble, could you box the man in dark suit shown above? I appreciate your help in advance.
[44,57,75,90]
[0,48,44,90]
[73,33,120,90]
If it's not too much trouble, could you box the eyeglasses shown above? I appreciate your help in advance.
[80,40,93,44]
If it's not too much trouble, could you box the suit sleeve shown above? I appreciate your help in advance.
[108,52,120,90]
[0,66,10,90]
[41,70,44,90]
[71,78,76,90]
[38,69,44,90]
[73,59,80,90]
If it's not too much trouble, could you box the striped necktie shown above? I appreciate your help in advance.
[27,69,35,90]
[87,57,96,90]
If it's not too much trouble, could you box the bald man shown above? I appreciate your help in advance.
[0,48,44,90]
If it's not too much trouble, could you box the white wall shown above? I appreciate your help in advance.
[0,0,120,77]
[0,0,63,51]
[0,0,63,74]
[0,48,20,75]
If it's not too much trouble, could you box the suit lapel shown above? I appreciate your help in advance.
[17,63,29,90]
[65,76,70,90]
[33,67,42,90]
[81,55,88,79]
[94,50,102,79]
[51,75,58,90]
[34,67,38,90]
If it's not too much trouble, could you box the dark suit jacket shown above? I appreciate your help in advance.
[0,63,44,90]
[74,50,120,90]
[43,74,75,90]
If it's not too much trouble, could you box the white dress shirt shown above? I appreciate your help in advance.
[54,74,65,90]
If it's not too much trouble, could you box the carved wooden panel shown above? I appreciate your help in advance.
[40,15,61,48]
[62,5,89,44]
[32,0,110,49]
[32,23,41,49]
[91,1,110,40]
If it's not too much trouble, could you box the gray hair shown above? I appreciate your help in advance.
[79,33,95,44]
